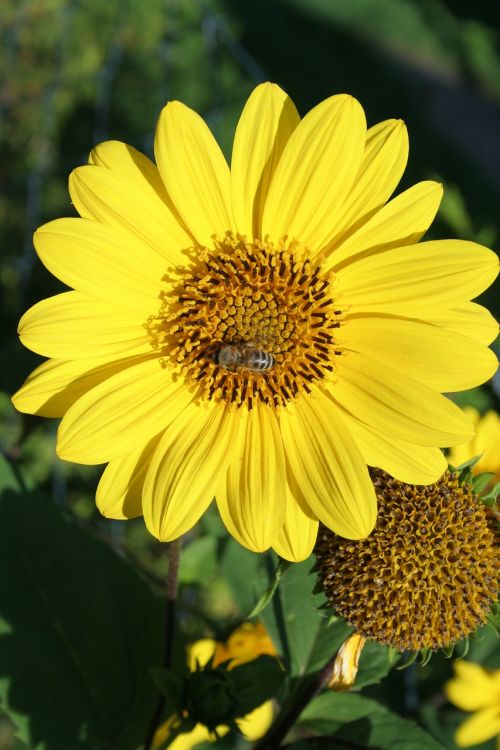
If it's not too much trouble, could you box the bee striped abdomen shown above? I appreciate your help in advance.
[215,344,275,372]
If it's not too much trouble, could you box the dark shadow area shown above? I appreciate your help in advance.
[0,485,163,750]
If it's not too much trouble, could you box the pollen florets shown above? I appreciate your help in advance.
[315,469,499,652]
[148,235,343,408]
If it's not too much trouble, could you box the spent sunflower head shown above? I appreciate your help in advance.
[12,83,499,560]
[315,469,499,653]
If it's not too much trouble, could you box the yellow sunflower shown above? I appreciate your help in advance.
[445,661,500,748]
[449,407,500,481]
[12,83,499,561]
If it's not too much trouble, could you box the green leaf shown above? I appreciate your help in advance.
[247,557,292,619]
[261,556,351,677]
[472,472,495,494]
[0,478,163,750]
[230,655,285,716]
[0,453,26,493]
[178,536,217,585]
[355,640,400,689]
[481,481,500,506]
[299,693,447,749]
[219,539,266,615]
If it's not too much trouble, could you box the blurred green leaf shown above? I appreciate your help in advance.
[219,539,266,615]
[466,614,500,667]
[149,667,187,717]
[438,183,474,239]
[298,692,447,749]
[178,536,218,585]
[0,464,163,750]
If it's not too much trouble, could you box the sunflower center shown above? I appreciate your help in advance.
[315,469,499,653]
[150,235,342,408]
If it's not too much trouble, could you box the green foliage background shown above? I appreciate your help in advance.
[0,0,499,748]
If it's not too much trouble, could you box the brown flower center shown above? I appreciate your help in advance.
[149,235,342,407]
[315,469,499,652]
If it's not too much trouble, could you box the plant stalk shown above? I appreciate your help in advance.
[144,537,182,750]
[253,653,338,750]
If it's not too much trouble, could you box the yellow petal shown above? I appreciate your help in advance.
[262,94,366,251]
[223,622,277,666]
[18,291,151,360]
[143,402,237,541]
[336,240,499,315]
[90,139,167,187]
[455,707,500,747]
[186,639,217,670]
[449,409,500,476]
[237,700,274,741]
[88,143,184,239]
[446,662,500,711]
[326,180,443,270]
[333,352,474,447]
[231,82,299,239]
[57,358,192,464]
[154,718,227,750]
[279,390,377,539]
[154,101,234,246]
[425,302,499,346]
[11,355,148,418]
[34,218,166,313]
[96,434,162,520]
[337,403,448,484]
[272,478,319,562]
[326,118,409,247]
[447,409,481,471]
[69,164,190,264]
[329,633,366,691]
[475,410,500,475]
[216,403,286,552]
[336,315,498,391]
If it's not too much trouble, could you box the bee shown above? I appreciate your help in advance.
[214,343,275,372]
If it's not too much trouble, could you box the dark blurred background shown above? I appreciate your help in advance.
[0,2,499,747]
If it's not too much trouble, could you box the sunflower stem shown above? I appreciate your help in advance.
[144,537,182,750]
[252,652,337,749]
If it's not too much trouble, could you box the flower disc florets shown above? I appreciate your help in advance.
[148,235,342,408]
[315,469,499,652]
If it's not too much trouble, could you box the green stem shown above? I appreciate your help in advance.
[253,653,337,750]
[144,538,182,750]
[248,556,291,619]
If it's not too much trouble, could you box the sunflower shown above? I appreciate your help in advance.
[445,661,500,748]
[12,83,499,561]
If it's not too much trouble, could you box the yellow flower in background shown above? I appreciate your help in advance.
[12,83,499,560]
[212,621,276,668]
[153,623,276,749]
[445,661,500,748]
[449,407,500,480]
